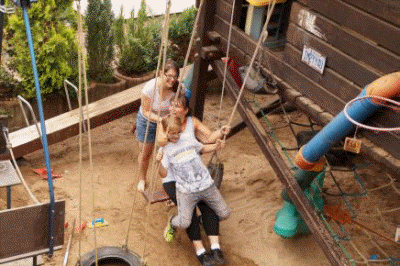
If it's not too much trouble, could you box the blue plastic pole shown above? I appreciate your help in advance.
[23,7,55,256]
[302,89,380,163]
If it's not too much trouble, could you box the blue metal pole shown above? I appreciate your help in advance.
[22,7,55,256]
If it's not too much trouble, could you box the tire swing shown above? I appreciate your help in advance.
[77,246,141,266]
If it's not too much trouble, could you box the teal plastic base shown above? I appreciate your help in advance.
[274,191,323,238]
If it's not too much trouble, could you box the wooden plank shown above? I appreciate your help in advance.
[286,22,381,87]
[290,2,400,75]
[0,200,65,261]
[282,43,361,101]
[214,14,346,115]
[340,0,400,28]
[0,84,145,160]
[341,0,400,28]
[213,60,349,266]
[297,0,400,55]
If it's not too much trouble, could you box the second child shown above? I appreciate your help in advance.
[157,114,230,242]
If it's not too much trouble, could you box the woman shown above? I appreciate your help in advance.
[134,59,180,192]
[158,94,230,266]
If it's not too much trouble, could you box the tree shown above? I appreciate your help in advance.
[114,6,125,55]
[5,0,78,99]
[86,0,114,83]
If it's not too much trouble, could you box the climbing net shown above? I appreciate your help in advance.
[233,91,400,265]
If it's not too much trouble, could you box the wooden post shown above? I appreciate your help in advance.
[0,0,4,65]
[189,0,217,120]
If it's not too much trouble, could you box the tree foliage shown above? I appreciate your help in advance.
[114,6,125,55]
[118,2,197,75]
[86,0,114,83]
[5,0,78,99]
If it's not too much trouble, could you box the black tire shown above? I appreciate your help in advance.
[76,246,141,266]
[207,162,224,189]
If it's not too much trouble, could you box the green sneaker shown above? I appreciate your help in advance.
[164,216,176,242]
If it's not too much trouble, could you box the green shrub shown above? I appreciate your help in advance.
[114,6,126,55]
[5,0,78,99]
[86,0,114,83]
[169,6,197,45]
[117,3,197,75]
[118,1,161,75]
[0,67,21,97]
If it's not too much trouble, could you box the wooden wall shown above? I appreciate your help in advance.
[212,0,400,159]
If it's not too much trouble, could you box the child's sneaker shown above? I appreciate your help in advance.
[163,216,176,242]
[210,249,225,265]
[197,252,215,266]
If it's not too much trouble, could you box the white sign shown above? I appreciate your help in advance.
[301,45,326,74]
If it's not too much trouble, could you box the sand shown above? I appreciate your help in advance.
[0,89,350,266]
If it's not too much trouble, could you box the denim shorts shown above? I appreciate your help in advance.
[135,112,157,143]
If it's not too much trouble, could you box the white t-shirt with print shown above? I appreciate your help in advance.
[161,137,214,193]
[138,78,174,118]
[162,116,196,184]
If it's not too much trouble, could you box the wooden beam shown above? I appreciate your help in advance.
[297,0,400,55]
[213,60,348,266]
[0,200,65,262]
[286,22,380,88]
[190,0,217,120]
[291,2,400,75]
[340,0,400,28]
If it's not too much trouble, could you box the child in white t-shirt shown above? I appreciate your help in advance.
[157,115,230,243]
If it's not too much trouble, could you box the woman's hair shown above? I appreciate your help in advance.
[171,93,192,117]
[162,59,180,92]
[161,114,183,133]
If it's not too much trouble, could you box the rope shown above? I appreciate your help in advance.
[124,0,172,254]
[141,1,172,263]
[3,128,40,204]
[226,0,276,128]
[175,0,205,98]
[76,1,99,264]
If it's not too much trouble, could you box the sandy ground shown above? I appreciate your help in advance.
[3,86,399,266]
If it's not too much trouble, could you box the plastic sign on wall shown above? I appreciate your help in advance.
[301,45,326,74]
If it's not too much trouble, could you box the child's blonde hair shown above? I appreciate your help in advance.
[161,114,183,133]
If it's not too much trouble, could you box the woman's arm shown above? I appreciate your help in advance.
[192,117,230,144]
[141,95,163,123]
[201,139,225,154]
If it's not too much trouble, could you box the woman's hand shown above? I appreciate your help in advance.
[156,148,163,162]
[156,125,168,147]
[216,139,226,150]
[220,125,231,136]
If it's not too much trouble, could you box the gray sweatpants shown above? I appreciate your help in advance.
[171,184,230,229]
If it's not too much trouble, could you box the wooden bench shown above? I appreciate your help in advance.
[0,160,22,209]
[0,83,145,161]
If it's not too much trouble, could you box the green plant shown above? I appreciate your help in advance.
[114,6,125,55]
[168,6,197,45]
[86,0,114,83]
[5,0,78,99]
[118,1,161,75]
[0,67,21,98]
